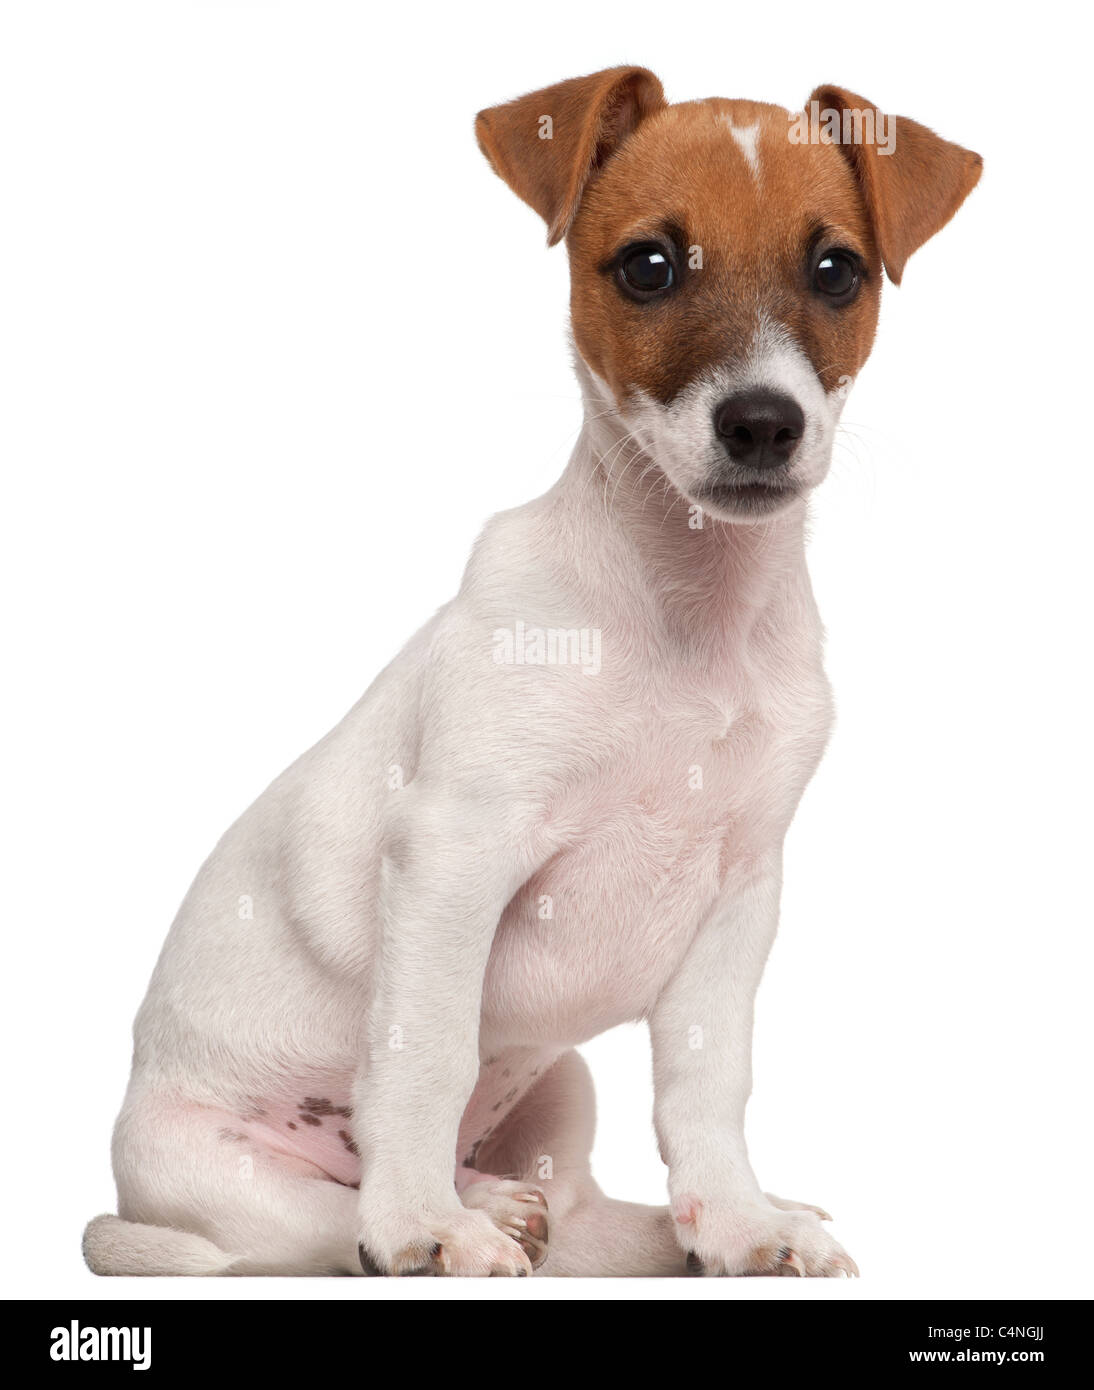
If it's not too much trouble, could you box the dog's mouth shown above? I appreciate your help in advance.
[698,478,801,518]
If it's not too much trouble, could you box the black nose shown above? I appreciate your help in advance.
[713,390,805,468]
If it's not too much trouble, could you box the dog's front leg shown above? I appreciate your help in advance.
[352,789,534,1277]
[650,854,858,1277]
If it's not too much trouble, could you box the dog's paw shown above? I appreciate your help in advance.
[358,1203,534,1277]
[675,1196,858,1278]
[459,1179,549,1270]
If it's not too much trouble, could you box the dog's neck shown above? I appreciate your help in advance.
[544,364,812,656]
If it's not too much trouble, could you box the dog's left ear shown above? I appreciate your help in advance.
[476,67,665,247]
[808,85,982,285]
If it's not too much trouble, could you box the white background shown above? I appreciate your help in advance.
[2,0,1091,1302]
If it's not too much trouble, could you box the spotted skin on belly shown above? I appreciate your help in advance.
[215,1094,362,1186]
[215,1052,562,1191]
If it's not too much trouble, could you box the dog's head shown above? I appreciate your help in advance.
[476,69,981,522]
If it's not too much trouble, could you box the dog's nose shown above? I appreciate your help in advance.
[713,390,805,468]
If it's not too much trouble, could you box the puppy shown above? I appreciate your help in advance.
[84,68,980,1277]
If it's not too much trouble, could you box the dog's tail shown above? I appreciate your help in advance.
[82,1213,236,1276]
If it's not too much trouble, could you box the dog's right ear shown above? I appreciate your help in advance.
[475,67,665,247]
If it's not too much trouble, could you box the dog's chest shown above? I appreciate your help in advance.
[482,651,832,1046]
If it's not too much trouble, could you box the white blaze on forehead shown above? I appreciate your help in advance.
[718,114,762,180]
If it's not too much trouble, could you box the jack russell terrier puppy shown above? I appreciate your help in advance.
[84,68,980,1278]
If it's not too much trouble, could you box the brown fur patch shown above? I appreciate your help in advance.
[476,67,664,246]
[479,71,980,415]
[810,85,981,284]
[566,100,882,405]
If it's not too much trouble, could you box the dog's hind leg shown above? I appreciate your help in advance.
[86,1091,364,1276]
[87,1087,566,1276]
[474,1049,686,1277]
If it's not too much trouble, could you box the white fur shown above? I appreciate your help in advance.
[628,315,845,513]
[723,117,763,179]
[85,288,859,1282]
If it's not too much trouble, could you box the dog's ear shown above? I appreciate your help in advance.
[807,85,982,285]
[476,67,665,247]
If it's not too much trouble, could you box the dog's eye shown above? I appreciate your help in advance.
[618,245,675,296]
[813,251,860,301]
